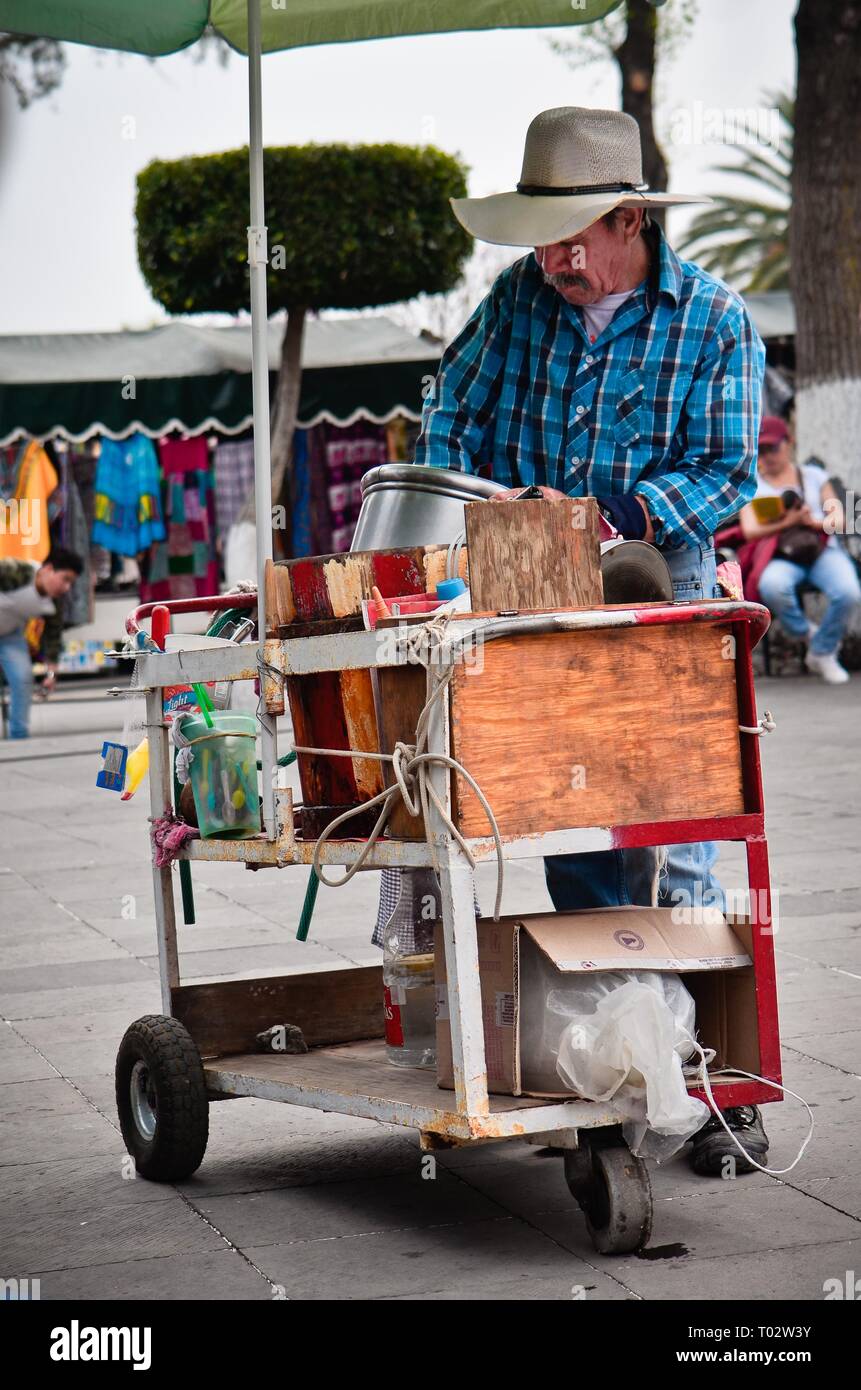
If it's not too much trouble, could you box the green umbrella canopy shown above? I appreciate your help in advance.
[0,0,622,56]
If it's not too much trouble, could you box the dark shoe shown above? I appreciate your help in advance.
[690,1105,768,1176]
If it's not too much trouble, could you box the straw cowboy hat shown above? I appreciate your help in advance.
[451,107,708,247]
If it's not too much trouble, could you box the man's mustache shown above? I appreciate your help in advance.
[542,270,590,290]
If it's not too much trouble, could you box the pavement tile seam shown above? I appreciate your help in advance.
[27,1244,277,1290]
[5,870,168,979]
[776,948,861,983]
[768,1179,861,1229]
[782,1042,861,1081]
[170,1189,286,1292]
[169,883,377,970]
[536,1178,861,1231]
[245,1210,649,1302]
[212,1212,518,1254]
[439,1159,645,1302]
[0,1019,124,1140]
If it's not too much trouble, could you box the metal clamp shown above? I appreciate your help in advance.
[247,225,268,268]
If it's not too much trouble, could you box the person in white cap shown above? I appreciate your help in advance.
[413,107,768,1176]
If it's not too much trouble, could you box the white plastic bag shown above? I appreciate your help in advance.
[554,971,711,1161]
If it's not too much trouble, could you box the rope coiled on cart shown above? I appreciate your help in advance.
[290,616,506,920]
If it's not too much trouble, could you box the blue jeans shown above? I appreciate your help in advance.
[0,630,34,739]
[545,542,724,914]
[758,546,861,656]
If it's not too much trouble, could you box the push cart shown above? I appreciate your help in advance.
[8,0,782,1261]
[115,592,780,1255]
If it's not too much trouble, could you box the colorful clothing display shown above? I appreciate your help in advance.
[92,434,165,557]
[292,428,312,558]
[213,438,255,538]
[304,420,388,555]
[0,441,61,562]
[54,450,92,627]
[140,436,218,602]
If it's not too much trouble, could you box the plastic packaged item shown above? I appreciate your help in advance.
[179,711,261,839]
[552,971,711,1161]
[120,737,150,800]
[383,869,441,1069]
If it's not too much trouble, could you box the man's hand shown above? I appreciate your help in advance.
[40,664,58,697]
[595,493,653,542]
[489,485,567,502]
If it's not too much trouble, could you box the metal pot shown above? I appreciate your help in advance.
[351,463,506,551]
[351,465,674,604]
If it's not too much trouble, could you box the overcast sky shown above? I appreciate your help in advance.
[0,0,796,336]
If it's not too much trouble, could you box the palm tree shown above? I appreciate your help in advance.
[677,93,792,292]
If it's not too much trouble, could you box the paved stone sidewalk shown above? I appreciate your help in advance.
[1,673,859,1300]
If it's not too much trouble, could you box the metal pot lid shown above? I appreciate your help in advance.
[359,463,506,500]
[600,539,674,604]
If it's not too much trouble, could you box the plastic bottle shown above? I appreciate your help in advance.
[383,869,441,1069]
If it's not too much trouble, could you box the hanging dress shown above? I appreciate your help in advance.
[140,437,218,602]
[91,434,165,557]
[0,440,61,562]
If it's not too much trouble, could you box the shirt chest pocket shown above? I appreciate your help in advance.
[612,370,644,448]
[639,362,697,451]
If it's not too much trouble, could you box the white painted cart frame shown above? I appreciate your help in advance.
[135,601,774,1150]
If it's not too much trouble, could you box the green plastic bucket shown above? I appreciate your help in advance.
[180,712,261,839]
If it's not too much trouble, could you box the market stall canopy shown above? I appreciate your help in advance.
[742,292,795,343]
[0,0,623,56]
[0,316,441,444]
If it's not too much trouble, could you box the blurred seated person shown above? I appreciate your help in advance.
[737,417,860,684]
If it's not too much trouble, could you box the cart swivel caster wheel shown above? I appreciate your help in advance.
[564,1135,652,1255]
[115,1015,209,1182]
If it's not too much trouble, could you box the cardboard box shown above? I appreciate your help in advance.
[434,906,757,1098]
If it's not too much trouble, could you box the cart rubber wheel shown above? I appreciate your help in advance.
[564,1136,652,1255]
[115,1015,209,1182]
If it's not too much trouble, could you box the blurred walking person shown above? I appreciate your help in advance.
[0,548,83,738]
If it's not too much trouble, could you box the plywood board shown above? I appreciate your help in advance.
[172,965,385,1058]
[272,545,453,629]
[205,1038,548,1112]
[375,663,429,839]
[464,497,603,613]
[340,667,385,797]
[449,621,744,837]
[286,669,359,808]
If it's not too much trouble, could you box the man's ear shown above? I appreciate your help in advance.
[617,206,645,242]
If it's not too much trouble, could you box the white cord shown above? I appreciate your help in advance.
[689,1042,814,1176]
[739,709,776,736]
[292,616,506,919]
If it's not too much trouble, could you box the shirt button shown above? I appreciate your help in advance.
[575,405,586,416]
[585,355,595,365]
[571,456,582,467]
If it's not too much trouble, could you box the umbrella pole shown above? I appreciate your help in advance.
[247,0,277,840]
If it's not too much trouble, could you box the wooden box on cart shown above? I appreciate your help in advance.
[376,609,746,840]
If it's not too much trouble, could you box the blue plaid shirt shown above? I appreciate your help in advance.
[414,227,765,548]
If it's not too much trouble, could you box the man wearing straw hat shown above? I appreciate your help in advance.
[413,107,768,1175]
